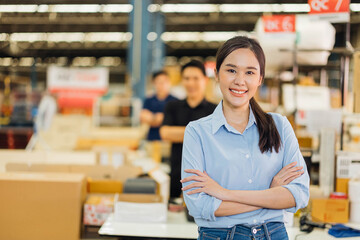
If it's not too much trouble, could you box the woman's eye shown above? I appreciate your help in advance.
[227,69,236,73]
[246,71,254,75]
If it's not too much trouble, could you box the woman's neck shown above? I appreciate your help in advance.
[222,101,250,133]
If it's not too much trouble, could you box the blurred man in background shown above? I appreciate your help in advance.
[140,71,177,141]
[160,60,216,210]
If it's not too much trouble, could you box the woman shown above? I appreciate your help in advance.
[181,36,310,240]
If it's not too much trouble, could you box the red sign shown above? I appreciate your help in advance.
[308,0,350,14]
[262,15,296,33]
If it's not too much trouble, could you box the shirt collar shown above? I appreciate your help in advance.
[184,98,207,109]
[211,101,257,135]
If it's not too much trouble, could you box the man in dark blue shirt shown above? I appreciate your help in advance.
[141,71,177,141]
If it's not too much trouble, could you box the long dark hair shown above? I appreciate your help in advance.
[216,36,281,153]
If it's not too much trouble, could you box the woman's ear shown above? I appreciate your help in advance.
[258,76,263,86]
[214,69,219,82]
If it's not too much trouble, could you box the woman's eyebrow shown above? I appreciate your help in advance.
[225,63,258,71]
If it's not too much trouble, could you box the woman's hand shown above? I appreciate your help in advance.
[270,162,304,188]
[181,169,228,200]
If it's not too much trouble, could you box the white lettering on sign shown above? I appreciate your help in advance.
[47,65,109,92]
[311,0,329,11]
[282,16,294,32]
[335,0,343,11]
[265,20,280,31]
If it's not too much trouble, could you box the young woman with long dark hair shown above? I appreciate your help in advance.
[181,36,309,240]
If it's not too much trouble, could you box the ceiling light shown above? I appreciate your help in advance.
[160,4,219,13]
[102,4,133,13]
[50,4,100,13]
[219,4,309,13]
[0,4,38,12]
[161,32,240,42]
[3,32,133,43]
[350,3,360,12]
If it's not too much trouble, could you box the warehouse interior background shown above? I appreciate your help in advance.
[2,0,360,240]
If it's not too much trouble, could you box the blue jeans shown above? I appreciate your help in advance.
[198,222,288,240]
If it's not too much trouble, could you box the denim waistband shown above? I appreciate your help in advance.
[199,221,285,239]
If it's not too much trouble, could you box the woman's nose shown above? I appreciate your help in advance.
[233,73,245,85]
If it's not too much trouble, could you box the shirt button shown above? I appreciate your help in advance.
[245,154,250,159]
[248,179,253,184]
[253,219,257,223]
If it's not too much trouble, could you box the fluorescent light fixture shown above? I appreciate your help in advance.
[0,4,133,13]
[50,4,100,13]
[281,4,310,13]
[0,3,318,13]
[10,33,48,42]
[37,4,49,12]
[148,4,161,13]
[161,31,239,42]
[0,58,13,66]
[19,57,35,66]
[5,32,133,42]
[160,4,219,13]
[147,32,158,41]
[202,32,239,42]
[161,32,201,42]
[219,4,309,13]
[350,3,360,12]
[0,4,38,12]
[85,32,132,42]
[4,31,243,43]
[47,32,85,42]
[0,33,9,41]
[101,4,133,13]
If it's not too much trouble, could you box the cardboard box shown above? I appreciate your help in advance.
[83,194,114,226]
[149,168,170,203]
[311,198,349,223]
[114,193,166,223]
[92,146,129,167]
[0,172,86,240]
[336,178,350,195]
[117,193,162,203]
[76,138,140,151]
[88,178,123,193]
[0,149,96,173]
[6,163,143,194]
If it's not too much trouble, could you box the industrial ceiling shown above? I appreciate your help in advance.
[0,0,359,83]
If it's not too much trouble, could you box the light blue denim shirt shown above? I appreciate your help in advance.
[181,101,310,228]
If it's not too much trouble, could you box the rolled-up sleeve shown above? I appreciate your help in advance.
[281,116,310,213]
[182,123,222,221]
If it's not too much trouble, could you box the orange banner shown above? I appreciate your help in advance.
[262,15,296,33]
[309,0,350,14]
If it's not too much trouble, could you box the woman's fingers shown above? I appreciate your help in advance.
[285,173,303,185]
[184,169,205,176]
[284,162,297,170]
[283,170,304,184]
[181,182,204,191]
[282,171,302,182]
[276,162,297,177]
[282,168,304,181]
[180,175,203,183]
[278,165,303,179]
[186,188,203,195]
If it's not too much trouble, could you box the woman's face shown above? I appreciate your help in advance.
[216,48,262,110]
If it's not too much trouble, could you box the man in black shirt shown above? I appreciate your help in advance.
[160,60,216,205]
